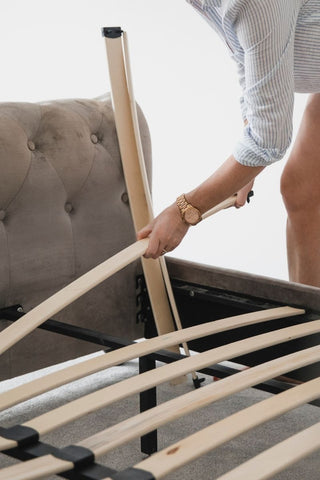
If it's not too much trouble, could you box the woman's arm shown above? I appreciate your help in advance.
[185,154,263,214]
[138,155,264,259]
[138,0,300,259]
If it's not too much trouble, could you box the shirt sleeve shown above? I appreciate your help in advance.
[230,0,301,167]
[236,60,247,124]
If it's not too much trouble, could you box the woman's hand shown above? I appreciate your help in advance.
[235,178,255,207]
[137,203,189,259]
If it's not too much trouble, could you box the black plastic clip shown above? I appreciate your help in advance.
[54,445,95,470]
[247,190,254,203]
[193,375,206,389]
[111,467,155,480]
[102,27,123,38]
[0,425,39,448]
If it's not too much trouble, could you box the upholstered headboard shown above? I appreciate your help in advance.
[0,95,152,379]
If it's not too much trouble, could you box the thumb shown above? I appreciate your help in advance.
[235,190,248,208]
[137,222,153,240]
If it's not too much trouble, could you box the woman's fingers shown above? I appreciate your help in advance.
[235,179,255,207]
[138,204,189,259]
[137,223,154,240]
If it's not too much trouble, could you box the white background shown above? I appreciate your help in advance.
[0,0,309,281]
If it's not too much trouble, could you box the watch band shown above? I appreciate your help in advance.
[176,194,202,225]
[176,194,189,213]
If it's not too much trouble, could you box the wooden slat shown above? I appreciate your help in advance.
[216,422,320,480]
[0,239,148,356]
[120,378,320,480]
[0,319,318,452]
[0,456,72,480]
[116,31,195,379]
[202,194,237,219]
[1,346,319,480]
[0,306,302,412]
[104,32,176,339]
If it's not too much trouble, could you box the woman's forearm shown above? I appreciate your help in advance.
[185,154,264,214]
[138,154,265,258]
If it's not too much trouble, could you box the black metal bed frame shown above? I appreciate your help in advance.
[1,277,319,479]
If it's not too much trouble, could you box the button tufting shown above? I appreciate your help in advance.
[0,210,6,221]
[27,140,36,151]
[90,134,98,144]
[65,203,73,214]
[121,192,129,204]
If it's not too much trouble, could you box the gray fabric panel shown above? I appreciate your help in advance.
[5,153,74,305]
[0,115,32,210]
[0,222,10,308]
[0,97,150,379]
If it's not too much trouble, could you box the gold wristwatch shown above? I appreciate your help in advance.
[176,194,202,226]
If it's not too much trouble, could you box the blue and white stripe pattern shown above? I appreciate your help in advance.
[186,0,320,167]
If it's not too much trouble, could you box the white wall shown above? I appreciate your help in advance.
[0,0,309,280]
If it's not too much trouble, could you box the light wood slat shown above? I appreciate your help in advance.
[0,239,148,357]
[0,456,72,480]
[122,29,198,362]
[120,378,320,480]
[0,319,318,452]
[0,306,301,412]
[112,31,191,379]
[202,194,237,219]
[104,32,176,340]
[215,422,320,480]
[1,346,319,480]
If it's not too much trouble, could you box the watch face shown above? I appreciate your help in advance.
[184,206,201,225]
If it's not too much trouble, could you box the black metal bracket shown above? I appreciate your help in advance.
[0,305,132,351]
[0,304,24,320]
[136,275,157,336]
[139,355,158,455]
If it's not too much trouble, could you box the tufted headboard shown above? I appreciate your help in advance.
[0,95,152,380]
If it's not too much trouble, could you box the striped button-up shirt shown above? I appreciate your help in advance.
[186,0,320,166]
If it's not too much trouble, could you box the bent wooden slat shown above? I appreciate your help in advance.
[121,32,195,373]
[202,194,237,219]
[2,346,319,480]
[104,30,176,339]
[0,319,319,452]
[0,456,73,480]
[116,378,320,480]
[215,422,320,480]
[0,306,301,412]
[0,239,148,356]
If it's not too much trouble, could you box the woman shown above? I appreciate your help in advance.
[137,0,320,287]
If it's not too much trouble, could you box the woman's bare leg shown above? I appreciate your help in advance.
[281,93,320,286]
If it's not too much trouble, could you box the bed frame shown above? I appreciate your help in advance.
[0,262,319,479]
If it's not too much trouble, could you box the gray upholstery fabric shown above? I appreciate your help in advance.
[0,96,152,380]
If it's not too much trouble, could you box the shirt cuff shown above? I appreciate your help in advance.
[232,126,288,167]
